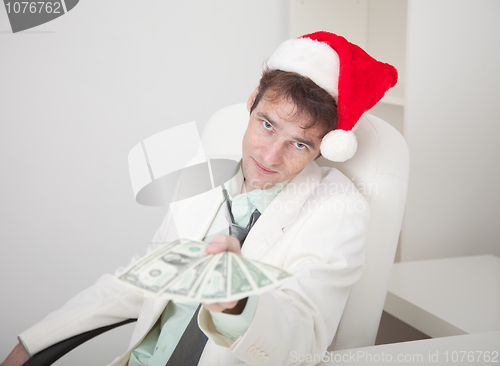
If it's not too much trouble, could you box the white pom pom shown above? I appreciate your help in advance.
[320,130,358,162]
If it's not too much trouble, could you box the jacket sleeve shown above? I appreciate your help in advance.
[18,210,176,356]
[199,187,370,366]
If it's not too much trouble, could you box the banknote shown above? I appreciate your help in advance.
[114,238,293,303]
[228,253,254,298]
[196,251,230,302]
[162,255,216,299]
[116,238,210,296]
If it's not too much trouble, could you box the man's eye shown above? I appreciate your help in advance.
[294,142,306,150]
[262,121,272,130]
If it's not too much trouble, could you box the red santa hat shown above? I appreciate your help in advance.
[267,31,398,162]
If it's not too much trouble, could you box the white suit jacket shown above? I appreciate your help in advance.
[20,161,369,366]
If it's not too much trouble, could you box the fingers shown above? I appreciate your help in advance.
[205,233,241,255]
[202,300,238,313]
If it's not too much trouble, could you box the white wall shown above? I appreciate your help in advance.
[289,0,369,48]
[0,1,288,363]
[402,0,500,260]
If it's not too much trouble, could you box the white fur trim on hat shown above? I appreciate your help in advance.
[320,129,357,162]
[267,38,340,100]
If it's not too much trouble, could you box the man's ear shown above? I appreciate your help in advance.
[246,86,260,112]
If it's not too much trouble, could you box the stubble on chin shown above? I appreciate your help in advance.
[242,157,282,191]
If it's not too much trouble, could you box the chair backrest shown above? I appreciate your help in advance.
[201,103,410,350]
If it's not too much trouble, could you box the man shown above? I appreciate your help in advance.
[2,31,397,365]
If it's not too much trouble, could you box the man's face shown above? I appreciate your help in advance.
[242,90,324,191]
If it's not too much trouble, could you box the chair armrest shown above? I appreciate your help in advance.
[22,318,137,366]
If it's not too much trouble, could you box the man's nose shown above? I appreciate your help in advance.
[261,140,284,166]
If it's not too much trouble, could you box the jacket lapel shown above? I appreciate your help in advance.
[158,160,323,264]
[169,186,224,241]
[242,161,324,259]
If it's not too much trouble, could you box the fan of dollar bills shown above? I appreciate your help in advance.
[114,238,293,304]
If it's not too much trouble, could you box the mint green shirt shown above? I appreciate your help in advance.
[128,170,288,366]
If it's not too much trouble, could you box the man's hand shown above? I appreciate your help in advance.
[202,233,247,314]
[205,233,241,256]
[1,341,30,366]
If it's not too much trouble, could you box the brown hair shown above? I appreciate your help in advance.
[250,69,338,137]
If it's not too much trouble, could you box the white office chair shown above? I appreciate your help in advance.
[201,103,410,351]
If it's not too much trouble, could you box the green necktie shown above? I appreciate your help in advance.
[222,188,261,246]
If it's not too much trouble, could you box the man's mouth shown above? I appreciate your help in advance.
[252,158,277,175]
